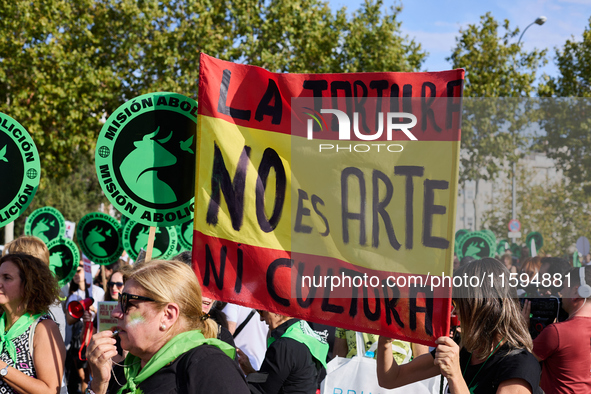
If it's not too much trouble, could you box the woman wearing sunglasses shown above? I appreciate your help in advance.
[105,270,125,302]
[86,260,249,394]
[376,258,541,394]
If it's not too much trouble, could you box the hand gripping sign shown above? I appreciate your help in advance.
[0,113,40,227]
[194,54,464,346]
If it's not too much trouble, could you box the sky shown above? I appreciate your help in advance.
[327,0,591,79]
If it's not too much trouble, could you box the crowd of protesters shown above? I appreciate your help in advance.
[0,234,590,393]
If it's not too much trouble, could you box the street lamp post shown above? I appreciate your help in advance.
[511,16,546,221]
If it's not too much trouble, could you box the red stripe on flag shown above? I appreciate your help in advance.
[192,230,452,346]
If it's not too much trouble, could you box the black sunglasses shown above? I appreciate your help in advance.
[119,292,155,314]
[108,281,124,289]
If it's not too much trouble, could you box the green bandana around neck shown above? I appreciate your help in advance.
[119,330,235,394]
[0,312,43,362]
[268,320,329,368]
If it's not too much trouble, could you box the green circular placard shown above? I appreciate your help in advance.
[0,112,40,227]
[77,212,124,265]
[176,218,194,251]
[455,231,471,256]
[497,239,510,256]
[122,220,178,261]
[95,92,197,227]
[455,229,469,242]
[47,237,80,287]
[481,229,496,245]
[24,206,66,244]
[510,243,522,259]
[174,237,187,256]
[526,231,544,251]
[457,231,496,260]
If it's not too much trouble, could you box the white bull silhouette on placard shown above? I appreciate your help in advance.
[121,127,177,204]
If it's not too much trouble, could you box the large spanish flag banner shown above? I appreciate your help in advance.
[194,53,464,346]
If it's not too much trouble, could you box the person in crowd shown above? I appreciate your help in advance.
[94,259,123,289]
[377,258,541,394]
[224,303,269,371]
[502,252,518,274]
[86,259,249,394]
[453,255,460,271]
[539,257,572,297]
[172,251,235,347]
[518,256,543,297]
[2,235,67,342]
[65,263,105,394]
[524,266,591,393]
[105,269,125,302]
[237,309,329,394]
[0,253,66,393]
[334,328,412,364]
[520,257,542,283]
[201,295,236,348]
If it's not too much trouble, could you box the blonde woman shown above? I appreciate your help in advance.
[86,260,248,394]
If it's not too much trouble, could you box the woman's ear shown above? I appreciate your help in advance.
[162,302,180,327]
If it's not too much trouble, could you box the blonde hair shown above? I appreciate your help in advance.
[127,260,217,338]
[453,258,532,359]
[3,236,50,265]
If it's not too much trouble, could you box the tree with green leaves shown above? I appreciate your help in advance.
[447,12,546,229]
[536,18,591,194]
[481,165,591,257]
[1,0,426,243]
[236,0,426,73]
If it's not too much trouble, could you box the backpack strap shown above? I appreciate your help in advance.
[28,316,42,359]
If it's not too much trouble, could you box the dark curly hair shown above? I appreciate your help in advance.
[0,253,60,314]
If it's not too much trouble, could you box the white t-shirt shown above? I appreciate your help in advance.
[223,303,269,371]
[66,284,105,309]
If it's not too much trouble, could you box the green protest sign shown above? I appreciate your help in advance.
[497,239,510,256]
[24,207,65,244]
[526,231,544,251]
[455,229,469,242]
[77,212,124,265]
[95,92,197,227]
[122,220,178,261]
[176,218,193,251]
[457,231,496,260]
[481,229,496,245]
[454,229,469,256]
[0,113,40,227]
[47,237,80,287]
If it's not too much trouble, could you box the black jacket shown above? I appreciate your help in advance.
[108,344,249,394]
[247,319,324,394]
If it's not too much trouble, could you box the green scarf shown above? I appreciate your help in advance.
[268,320,329,368]
[119,330,235,394]
[0,312,43,362]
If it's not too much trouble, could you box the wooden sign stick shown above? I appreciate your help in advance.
[101,265,107,292]
[145,226,157,262]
